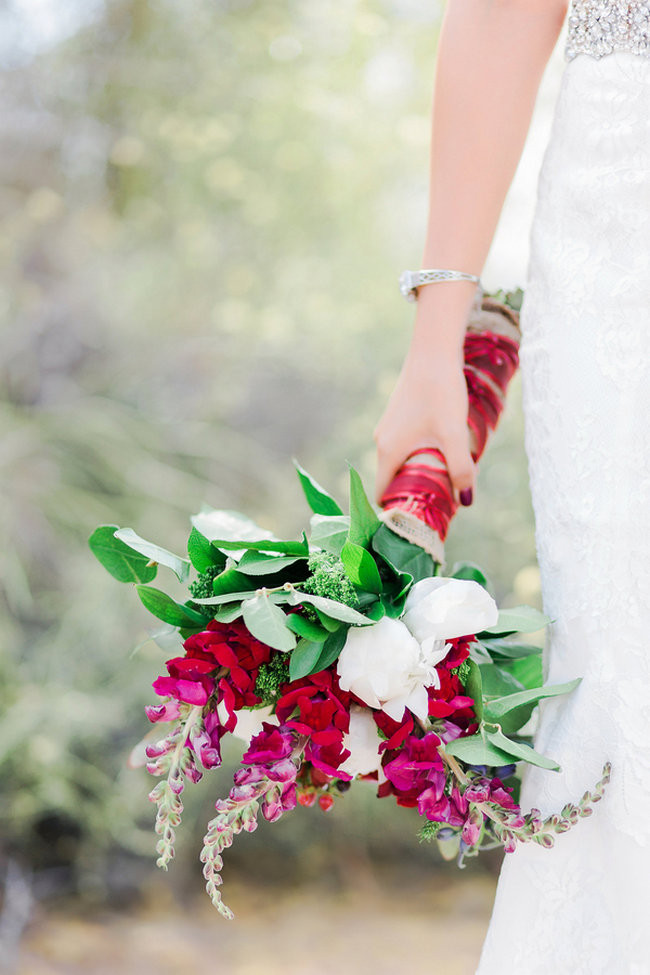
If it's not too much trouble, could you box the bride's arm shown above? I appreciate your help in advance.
[373,0,569,505]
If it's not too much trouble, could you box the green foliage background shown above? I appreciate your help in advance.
[1,0,540,904]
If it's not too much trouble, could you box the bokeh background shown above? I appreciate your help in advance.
[1,2,568,972]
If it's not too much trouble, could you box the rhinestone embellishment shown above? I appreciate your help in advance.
[565,0,650,60]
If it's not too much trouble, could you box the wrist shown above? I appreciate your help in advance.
[410,285,477,351]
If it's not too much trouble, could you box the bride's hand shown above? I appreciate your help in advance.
[373,347,476,508]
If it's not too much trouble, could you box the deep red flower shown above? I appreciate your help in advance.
[276,671,352,778]
[151,618,274,720]
[373,709,414,753]
[242,722,294,765]
[428,668,476,720]
[439,636,472,671]
[380,732,446,808]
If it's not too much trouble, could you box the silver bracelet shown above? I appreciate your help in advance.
[399,268,482,302]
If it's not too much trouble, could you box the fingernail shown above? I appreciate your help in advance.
[459,487,473,506]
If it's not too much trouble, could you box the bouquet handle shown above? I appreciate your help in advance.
[378,287,522,566]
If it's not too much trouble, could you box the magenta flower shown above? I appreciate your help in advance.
[242,722,295,765]
[145,701,181,723]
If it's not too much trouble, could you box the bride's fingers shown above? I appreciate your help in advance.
[440,428,476,505]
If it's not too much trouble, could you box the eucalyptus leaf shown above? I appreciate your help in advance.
[340,540,382,593]
[241,593,297,652]
[193,589,290,606]
[114,527,191,582]
[484,677,582,720]
[236,550,305,576]
[480,637,542,660]
[88,526,158,584]
[287,588,372,625]
[136,586,208,628]
[309,514,351,556]
[293,458,343,516]
[478,663,525,700]
[479,605,552,636]
[444,732,515,767]
[212,603,243,623]
[500,654,543,691]
[191,507,278,558]
[485,728,561,772]
[199,535,309,556]
[347,464,381,548]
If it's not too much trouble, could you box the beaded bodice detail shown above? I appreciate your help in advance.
[565,1,650,60]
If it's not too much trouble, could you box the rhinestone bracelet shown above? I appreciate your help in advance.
[399,268,482,302]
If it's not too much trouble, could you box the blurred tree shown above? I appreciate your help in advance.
[0,0,538,907]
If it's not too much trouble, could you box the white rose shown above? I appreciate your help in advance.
[402,577,498,659]
[338,705,383,778]
[216,702,279,742]
[336,616,432,722]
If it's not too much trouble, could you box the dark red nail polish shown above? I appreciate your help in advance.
[460,487,473,506]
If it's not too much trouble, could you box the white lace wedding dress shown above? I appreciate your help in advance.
[476,3,650,972]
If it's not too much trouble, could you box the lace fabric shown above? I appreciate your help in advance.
[476,51,650,974]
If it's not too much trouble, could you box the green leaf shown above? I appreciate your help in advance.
[285,614,329,642]
[192,589,290,606]
[309,514,350,556]
[444,733,515,767]
[88,526,158,584]
[236,550,306,576]
[241,593,297,652]
[287,588,372,625]
[212,568,257,597]
[347,464,381,548]
[187,527,226,573]
[212,603,243,623]
[340,540,382,593]
[314,608,343,632]
[366,601,386,621]
[501,654,543,691]
[463,658,484,721]
[380,599,403,619]
[312,627,348,672]
[201,535,309,556]
[479,605,552,636]
[289,639,325,681]
[450,560,491,591]
[136,586,208,628]
[485,728,561,772]
[478,663,525,700]
[293,459,343,516]
[114,527,191,582]
[484,677,582,721]
[479,637,542,660]
[371,524,434,582]
[496,701,539,736]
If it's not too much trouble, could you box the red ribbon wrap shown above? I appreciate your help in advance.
[379,293,521,565]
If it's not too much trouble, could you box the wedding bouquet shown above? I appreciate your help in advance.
[90,286,610,918]
[90,460,610,919]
